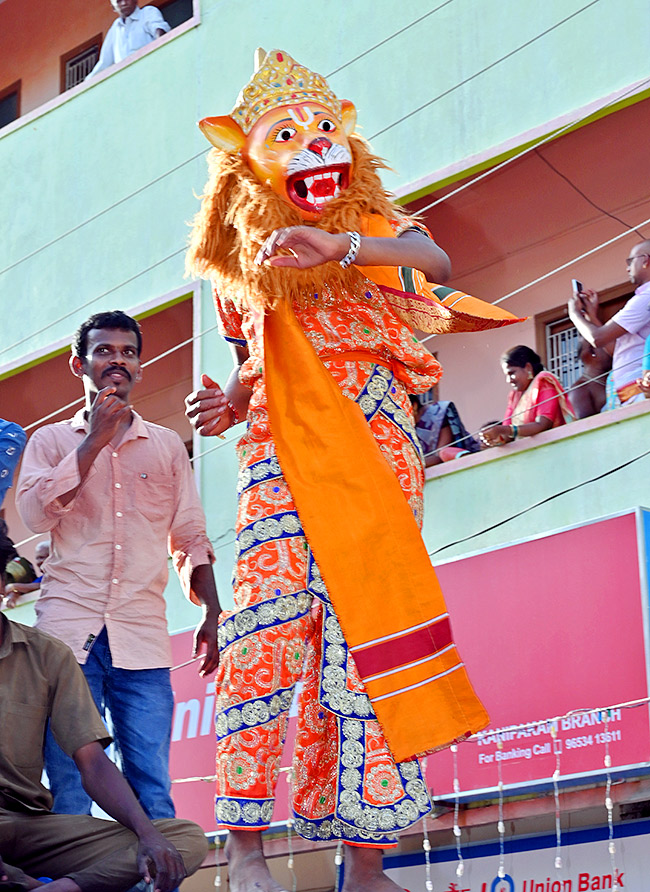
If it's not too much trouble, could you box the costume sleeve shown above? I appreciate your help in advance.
[533,383,561,423]
[167,434,215,604]
[390,215,435,240]
[213,283,247,346]
[143,5,171,35]
[0,420,26,506]
[612,290,650,334]
[48,641,112,756]
[15,428,82,533]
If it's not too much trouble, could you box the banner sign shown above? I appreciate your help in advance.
[386,824,650,891]
[427,510,650,799]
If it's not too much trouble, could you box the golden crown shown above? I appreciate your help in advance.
[231,49,342,135]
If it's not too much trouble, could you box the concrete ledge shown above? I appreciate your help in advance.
[425,398,650,482]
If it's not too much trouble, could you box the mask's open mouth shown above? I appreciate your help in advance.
[287,165,350,213]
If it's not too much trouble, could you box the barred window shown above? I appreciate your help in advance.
[60,36,102,93]
[545,315,581,390]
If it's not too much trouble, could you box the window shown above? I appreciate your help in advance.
[159,0,194,29]
[545,315,581,390]
[535,283,632,390]
[60,36,102,92]
[0,81,20,129]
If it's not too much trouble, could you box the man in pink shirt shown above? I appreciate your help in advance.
[17,310,221,821]
[569,240,650,406]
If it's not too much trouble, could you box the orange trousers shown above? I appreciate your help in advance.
[214,361,433,845]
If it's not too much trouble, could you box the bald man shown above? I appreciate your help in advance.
[569,240,650,406]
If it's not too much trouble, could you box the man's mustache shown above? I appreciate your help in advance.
[103,366,132,382]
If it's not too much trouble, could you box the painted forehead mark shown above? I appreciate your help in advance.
[288,106,315,129]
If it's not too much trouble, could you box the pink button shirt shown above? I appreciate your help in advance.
[16,410,213,669]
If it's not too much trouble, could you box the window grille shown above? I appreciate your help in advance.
[545,315,581,390]
[65,45,100,90]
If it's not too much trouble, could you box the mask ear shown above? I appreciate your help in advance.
[340,100,357,136]
[199,116,247,153]
[69,354,84,379]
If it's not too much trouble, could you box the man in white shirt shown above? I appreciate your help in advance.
[569,240,650,406]
[88,0,170,78]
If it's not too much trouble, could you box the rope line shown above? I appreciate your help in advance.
[429,445,650,557]
[415,73,650,216]
[167,696,650,786]
[325,0,458,77]
[0,247,186,358]
[368,1,602,141]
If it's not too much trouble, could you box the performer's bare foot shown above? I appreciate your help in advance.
[342,844,405,892]
[224,830,288,892]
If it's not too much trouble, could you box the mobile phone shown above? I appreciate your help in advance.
[571,279,583,295]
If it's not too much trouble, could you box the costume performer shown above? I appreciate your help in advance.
[185,49,522,892]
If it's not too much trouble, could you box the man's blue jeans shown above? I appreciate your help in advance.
[44,626,176,820]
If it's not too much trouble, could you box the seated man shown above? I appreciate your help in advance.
[87,0,170,78]
[3,539,50,609]
[0,548,207,892]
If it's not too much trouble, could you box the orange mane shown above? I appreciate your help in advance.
[186,135,411,310]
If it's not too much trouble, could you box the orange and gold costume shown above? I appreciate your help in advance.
[214,238,443,843]
[188,50,522,846]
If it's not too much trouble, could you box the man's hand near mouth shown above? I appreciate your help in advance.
[56,387,133,507]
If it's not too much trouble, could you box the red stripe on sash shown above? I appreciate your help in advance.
[353,617,453,679]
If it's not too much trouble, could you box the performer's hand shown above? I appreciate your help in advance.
[185,374,234,437]
[255,226,349,269]
[136,828,187,892]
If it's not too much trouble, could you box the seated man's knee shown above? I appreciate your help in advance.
[153,819,208,875]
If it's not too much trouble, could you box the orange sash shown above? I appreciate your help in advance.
[264,299,490,762]
[360,214,526,334]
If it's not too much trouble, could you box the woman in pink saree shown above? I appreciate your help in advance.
[480,345,575,447]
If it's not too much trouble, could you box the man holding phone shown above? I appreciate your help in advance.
[568,239,650,406]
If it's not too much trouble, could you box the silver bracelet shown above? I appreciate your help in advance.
[339,231,361,269]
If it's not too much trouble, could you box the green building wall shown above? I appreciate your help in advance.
[1,0,647,365]
[3,0,648,628]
